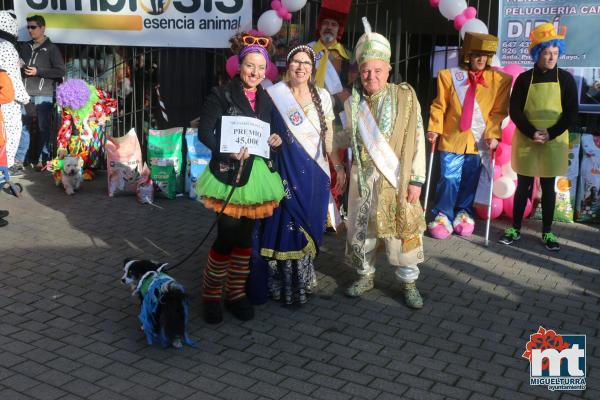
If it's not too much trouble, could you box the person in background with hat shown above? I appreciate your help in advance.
[332,18,427,309]
[427,33,512,239]
[499,22,578,251]
[308,0,353,221]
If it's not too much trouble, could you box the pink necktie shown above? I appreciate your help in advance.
[459,71,486,132]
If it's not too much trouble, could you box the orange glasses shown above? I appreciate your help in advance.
[242,35,270,48]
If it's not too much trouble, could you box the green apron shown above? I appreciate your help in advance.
[512,69,569,177]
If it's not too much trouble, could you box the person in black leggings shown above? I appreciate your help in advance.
[499,22,578,251]
[196,33,285,324]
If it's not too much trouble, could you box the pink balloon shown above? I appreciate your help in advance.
[225,55,240,79]
[474,196,503,220]
[266,62,279,81]
[429,0,440,7]
[532,177,540,201]
[495,142,512,166]
[502,120,516,144]
[464,6,477,19]
[453,15,467,30]
[271,0,281,8]
[493,164,502,179]
[503,197,532,219]
[501,64,525,82]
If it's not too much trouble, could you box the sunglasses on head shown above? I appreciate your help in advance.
[27,25,40,30]
[242,35,270,48]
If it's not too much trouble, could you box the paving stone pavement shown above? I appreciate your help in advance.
[0,171,598,400]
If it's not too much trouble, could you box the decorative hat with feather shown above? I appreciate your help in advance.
[354,17,391,66]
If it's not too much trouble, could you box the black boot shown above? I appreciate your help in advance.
[203,301,223,324]
[225,297,254,321]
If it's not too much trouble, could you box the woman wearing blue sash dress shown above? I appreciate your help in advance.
[255,46,343,305]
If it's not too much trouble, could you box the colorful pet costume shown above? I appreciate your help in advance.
[50,78,116,182]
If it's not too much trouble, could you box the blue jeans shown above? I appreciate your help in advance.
[18,96,53,163]
[432,151,482,221]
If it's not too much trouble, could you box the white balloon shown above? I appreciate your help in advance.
[493,176,516,199]
[460,18,489,39]
[501,116,510,129]
[282,0,307,12]
[501,163,518,180]
[439,0,467,20]
[257,10,283,36]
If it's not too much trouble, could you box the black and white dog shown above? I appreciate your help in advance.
[121,258,193,349]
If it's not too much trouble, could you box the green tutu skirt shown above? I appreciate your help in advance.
[197,158,284,219]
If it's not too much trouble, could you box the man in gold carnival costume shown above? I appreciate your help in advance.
[332,18,427,309]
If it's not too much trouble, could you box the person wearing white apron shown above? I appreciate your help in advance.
[427,33,511,239]
[499,22,578,251]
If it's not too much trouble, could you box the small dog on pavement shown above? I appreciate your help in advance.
[121,258,194,349]
[61,156,83,195]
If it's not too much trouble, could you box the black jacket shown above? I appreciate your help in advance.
[19,37,65,97]
[509,64,578,140]
[198,75,274,186]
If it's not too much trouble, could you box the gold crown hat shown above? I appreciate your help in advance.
[354,17,392,66]
[528,22,566,50]
[461,32,498,65]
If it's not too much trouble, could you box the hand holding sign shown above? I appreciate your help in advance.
[220,116,271,158]
[267,133,282,148]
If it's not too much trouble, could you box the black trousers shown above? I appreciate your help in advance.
[212,215,254,254]
[512,175,556,233]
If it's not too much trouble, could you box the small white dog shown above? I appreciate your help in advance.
[61,156,83,195]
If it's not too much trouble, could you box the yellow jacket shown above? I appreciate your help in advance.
[428,68,512,154]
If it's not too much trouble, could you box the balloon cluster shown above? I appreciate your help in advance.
[429,0,488,39]
[257,0,307,37]
[224,29,279,81]
[474,64,533,220]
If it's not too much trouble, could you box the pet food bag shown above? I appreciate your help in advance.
[105,128,143,197]
[148,127,184,199]
[532,132,580,223]
[185,128,212,200]
[576,134,600,222]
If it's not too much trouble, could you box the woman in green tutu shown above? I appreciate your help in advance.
[197,33,284,323]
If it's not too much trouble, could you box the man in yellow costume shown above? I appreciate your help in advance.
[427,33,512,239]
[499,22,578,251]
[308,0,352,104]
[332,18,427,309]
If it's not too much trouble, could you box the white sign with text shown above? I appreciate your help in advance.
[220,116,270,159]
[15,1,251,48]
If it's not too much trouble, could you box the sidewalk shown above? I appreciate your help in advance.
[0,171,597,400]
